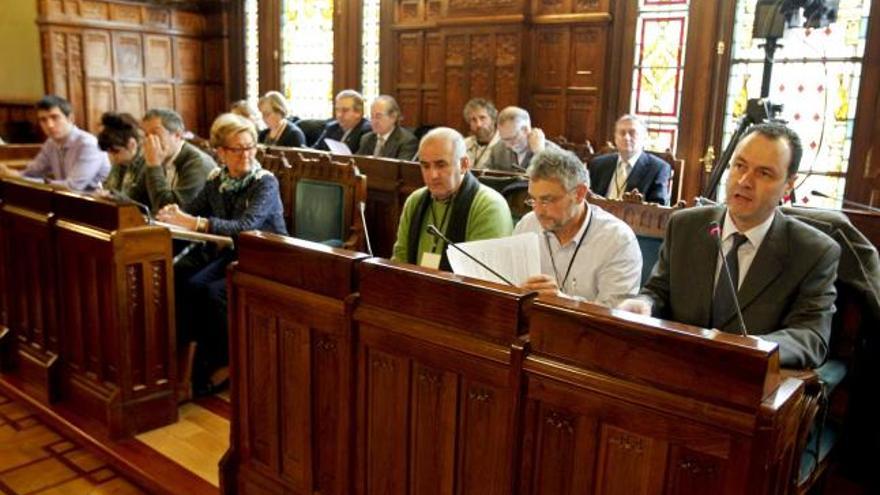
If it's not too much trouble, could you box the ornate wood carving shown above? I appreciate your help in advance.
[113,32,143,79]
[83,30,112,79]
[118,83,145,119]
[145,35,172,79]
[146,83,174,110]
[85,80,114,133]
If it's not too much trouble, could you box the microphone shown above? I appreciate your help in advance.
[425,224,515,286]
[707,221,748,337]
[810,190,880,213]
[108,190,154,224]
[358,201,373,257]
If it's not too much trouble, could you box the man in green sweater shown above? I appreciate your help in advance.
[392,127,513,270]
[142,108,217,211]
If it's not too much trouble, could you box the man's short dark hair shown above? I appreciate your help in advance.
[144,108,185,133]
[742,122,803,177]
[36,95,72,116]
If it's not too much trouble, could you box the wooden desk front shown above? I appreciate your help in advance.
[0,179,178,437]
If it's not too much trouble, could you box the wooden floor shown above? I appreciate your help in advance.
[0,379,229,495]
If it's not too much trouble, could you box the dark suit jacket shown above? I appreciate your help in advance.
[484,140,561,172]
[589,152,672,205]
[314,118,371,153]
[640,206,841,368]
[357,126,418,161]
[258,119,306,148]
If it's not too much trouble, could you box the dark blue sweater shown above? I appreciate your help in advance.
[186,168,288,237]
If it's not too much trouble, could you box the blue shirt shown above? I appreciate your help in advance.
[24,126,110,191]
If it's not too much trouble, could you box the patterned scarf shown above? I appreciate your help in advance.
[218,161,262,194]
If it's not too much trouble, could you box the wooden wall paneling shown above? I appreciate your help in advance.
[146,83,174,111]
[83,30,113,79]
[444,33,468,129]
[468,33,494,99]
[446,0,523,17]
[85,80,114,133]
[144,35,173,81]
[204,39,226,85]
[117,83,145,120]
[109,2,142,25]
[80,0,110,21]
[565,94,599,144]
[395,0,424,24]
[422,32,444,125]
[112,31,143,80]
[175,85,203,134]
[573,0,610,13]
[532,0,571,16]
[204,85,226,127]
[494,31,521,110]
[175,37,204,83]
[43,30,70,102]
[396,31,425,125]
[531,94,565,143]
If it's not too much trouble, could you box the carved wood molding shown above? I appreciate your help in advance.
[532,13,613,25]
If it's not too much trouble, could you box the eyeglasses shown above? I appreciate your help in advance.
[222,145,256,155]
[524,190,575,208]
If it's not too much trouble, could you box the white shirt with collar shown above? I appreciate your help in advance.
[162,139,186,189]
[607,150,642,199]
[714,210,775,288]
[513,203,643,306]
[464,131,500,169]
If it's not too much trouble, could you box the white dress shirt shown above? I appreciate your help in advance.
[714,211,775,288]
[607,151,642,200]
[514,203,643,306]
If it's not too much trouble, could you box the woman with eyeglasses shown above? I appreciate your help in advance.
[157,112,287,396]
[98,112,150,206]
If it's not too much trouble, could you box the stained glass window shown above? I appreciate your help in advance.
[361,0,381,104]
[721,0,872,209]
[281,0,335,119]
[244,0,259,110]
[630,0,690,153]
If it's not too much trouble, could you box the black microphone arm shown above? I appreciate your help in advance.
[425,224,515,286]
[810,190,880,213]
[708,221,749,337]
[108,190,154,224]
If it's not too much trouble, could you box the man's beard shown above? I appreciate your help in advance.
[476,127,494,144]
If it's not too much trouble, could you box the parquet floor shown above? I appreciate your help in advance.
[0,391,146,495]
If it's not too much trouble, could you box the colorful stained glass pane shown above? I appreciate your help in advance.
[630,2,689,153]
[281,0,335,119]
[361,0,381,104]
[245,0,259,109]
[721,0,872,208]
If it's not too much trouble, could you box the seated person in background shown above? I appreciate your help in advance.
[98,112,150,207]
[256,90,306,147]
[462,98,500,169]
[588,114,672,205]
[157,113,287,394]
[229,99,263,130]
[485,106,559,172]
[515,148,642,306]
[0,94,109,191]
[618,123,840,369]
[314,89,372,153]
[392,127,513,270]
[142,108,217,211]
[357,95,419,161]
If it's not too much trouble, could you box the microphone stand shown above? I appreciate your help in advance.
[426,224,515,286]
[708,222,749,337]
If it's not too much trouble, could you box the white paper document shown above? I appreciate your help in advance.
[324,138,352,155]
[446,232,541,286]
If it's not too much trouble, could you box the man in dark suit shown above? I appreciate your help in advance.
[356,95,418,161]
[619,123,840,369]
[588,114,672,205]
[313,89,372,153]
[484,105,559,172]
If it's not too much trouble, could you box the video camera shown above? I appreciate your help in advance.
[753,0,840,39]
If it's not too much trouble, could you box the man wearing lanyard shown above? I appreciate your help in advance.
[392,127,513,270]
[462,98,500,169]
[514,148,642,306]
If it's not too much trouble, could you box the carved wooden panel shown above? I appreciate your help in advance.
[175,85,202,132]
[396,0,423,24]
[364,349,409,494]
[595,425,661,494]
[172,10,205,34]
[531,94,564,139]
[80,0,109,20]
[146,83,174,110]
[86,80,114,133]
[83,30,112,78]
[280,319,312,488]
[566,94,598,143]
[109,3,141,24]
[144,6,172,29]
[423,33,443,87]
[410,363,457,494]
[569,26,605,89]
[397,89,421,128]
[204,85,226,127]
[45,31,69,100]
[175,38,203,82]
[204,40,225,83]
[246,303,280,471]
[458,379,510,494]
[397,32,423,87]
[665,445,725,494]
[533,28,567,90]
[447,0,520,16]
[144,35,172,80]
[534,0,568,16]
[422,90,443,125]
[112,32,143,79]
[118,83,145,119]
[573,0,608,13]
